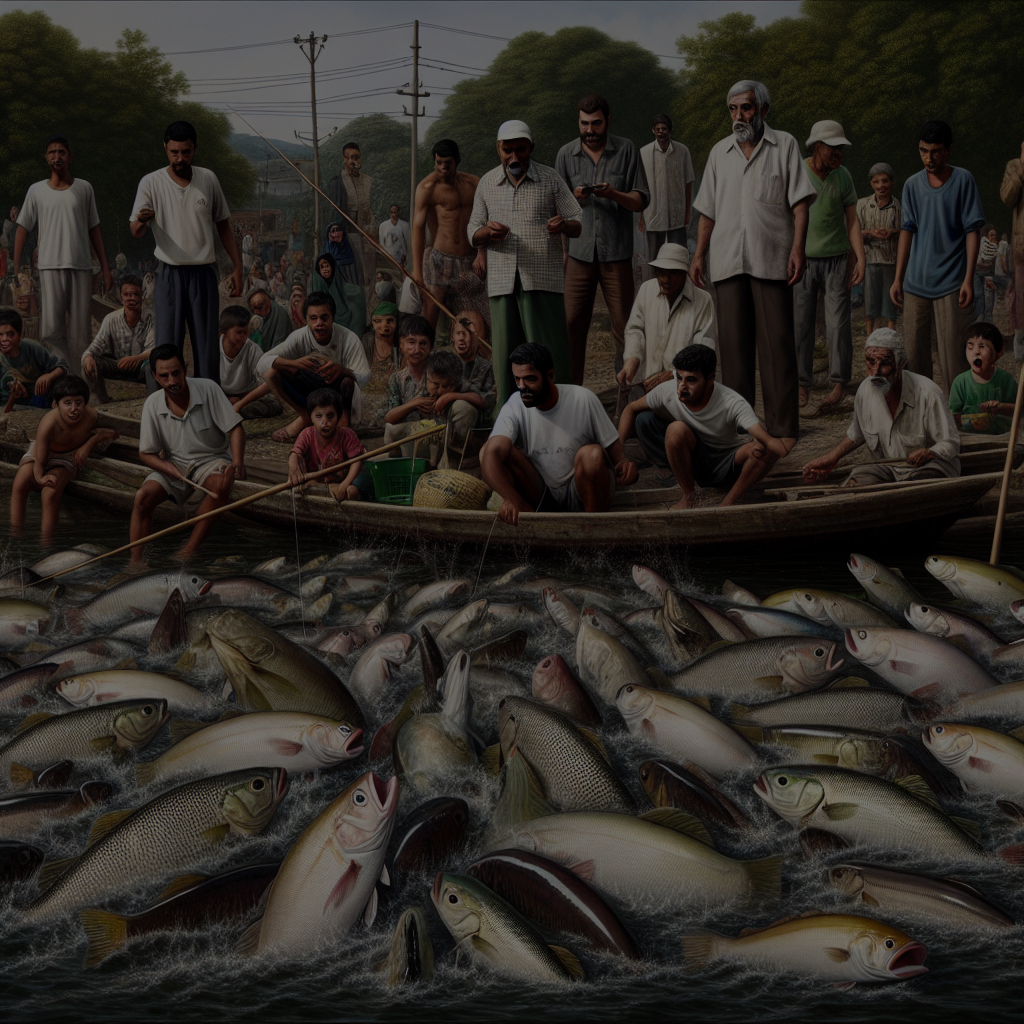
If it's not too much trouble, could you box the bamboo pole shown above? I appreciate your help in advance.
[34,424,447,584]
[989,361,1024,565]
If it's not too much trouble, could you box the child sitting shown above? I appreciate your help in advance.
[0,307,68,410]
[949,321,1018,434]
[383,315,436,456]
[288,385,374,502]
[218,305,282,419]
[449,309,496,426]
[426,348,483,466]
[11,375,117,542]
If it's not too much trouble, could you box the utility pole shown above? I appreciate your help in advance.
[397,20,429,217]
[295,31,328,242]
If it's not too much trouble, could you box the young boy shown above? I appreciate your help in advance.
[218,305,282,419]
[949,321,1018,434]
[288,386,373,502]
[856,163,901,335]
[449,309,496,425]
[383,315,435,457]
[0,307,68,409]
[368,301,399,367]
[11,374,117,541]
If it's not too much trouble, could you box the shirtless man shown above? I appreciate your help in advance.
[412,139,486,327]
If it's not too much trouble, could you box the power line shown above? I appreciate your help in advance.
[419,22,512,41]
[162,22,414,56]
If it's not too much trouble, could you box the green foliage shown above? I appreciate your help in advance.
[229,134,311,163]
[0,11,255,260]
[673,0,1024,229]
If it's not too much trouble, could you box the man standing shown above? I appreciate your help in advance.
[81,275,155,403]
[468,120,582,406]
[412,139,485,327]
[639,114,694,281]
[130,121,243,384]
[794,120,865,414]
[378,203,411,270]
[890,120,984,392]
[14,135,113,372]
[691,80,815,450]
[556,96,649,388]
[339,143,377,306]
[1000,140,1024,363]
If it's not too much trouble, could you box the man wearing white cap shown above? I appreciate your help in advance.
[794,119,865,415]
[617,242,715,398]
[468,120,582,405]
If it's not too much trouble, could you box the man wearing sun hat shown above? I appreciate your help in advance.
[468,120,583,405]
[793,119,866,416]
[617,241,716,398]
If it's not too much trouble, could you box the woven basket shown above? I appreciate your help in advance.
[413,469,491,510]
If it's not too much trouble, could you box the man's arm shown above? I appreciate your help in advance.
[619,290,647,387]
[12,225,28,273]
[138,448,183,479]
[690,215,715,290]
[227,422,245,478]
[215,219,243,297]
[802,435,861,482]
[890,229,913,309]
[617,395,649,445]
[384,395,434,424]
[232,381,271,412]
[746,422,790,460]
[959,230,980,310]
[410,180,430,284]
[844,205,865,288]
[605,437,638,486]
[88,224,113,294]
[787,198,811,286]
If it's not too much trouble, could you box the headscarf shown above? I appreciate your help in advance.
[371,302,399,320]
[289,285,306,328]
[313,251,366,335]
[323,222,356,266]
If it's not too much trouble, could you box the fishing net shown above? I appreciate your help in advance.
[413,469,491,510]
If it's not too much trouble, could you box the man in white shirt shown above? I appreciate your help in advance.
[378,203,411,270]
[14,134,112,370]
[481,341,637,525]
[217,305,281,419]
[129,121,243,384]
[639,114,694,281]
[619,343,787,509]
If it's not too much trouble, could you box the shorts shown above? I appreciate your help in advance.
[634,410,742,488]
[535,466,617,513]
[423,247,474,290]
[20,441,78,480]
[146,457,230,508]
[864,263,897,321]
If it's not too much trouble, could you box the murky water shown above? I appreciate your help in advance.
[1,486,1022,1023]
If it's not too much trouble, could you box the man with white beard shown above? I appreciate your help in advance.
[690,80,815,453]
[801,328,960,485]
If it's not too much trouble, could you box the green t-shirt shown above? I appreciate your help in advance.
[949,366,1018,434]
[804,161,858,259]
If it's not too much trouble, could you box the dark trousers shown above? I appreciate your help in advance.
[155,261,220,383]
[634,409,671,467]
[714,274,799,439]
[563,256,634,386]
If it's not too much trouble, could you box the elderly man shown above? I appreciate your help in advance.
[468,120,582,406]
[247,286,290,352]
[795,120,865,415]
[691,80,816,450]
[616,242,715,397]
[802,328,960,486]
[556,95,649,388]
[639,114,694,281]
[1001,140,1024,362]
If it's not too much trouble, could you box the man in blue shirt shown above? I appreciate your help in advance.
[891,120,984,394]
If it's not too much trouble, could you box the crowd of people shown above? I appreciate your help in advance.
[3,83,1023,553]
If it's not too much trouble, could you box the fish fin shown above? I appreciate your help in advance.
[577,728,611,764]
[822,802,859,821]
[825,947,851,963]
[202,824,231,844]
[888,659,917,676]
[894,774,941,809]
[269,739,305,757]
[17,711,54,732]
[379,864,390,887]
[951,816,982,842]
[679,694,713,713]
[135,761,158,787]
[889,567,907,579]
[645,667,670,690]
[244,686,276,712]
[9,762,37,786]
[828,677,871,689]
[113,656,137,671]
[79,908,128,968]
[220,678,234,699]
[169,719,210,743]
[469,935,501,962]
[997,799,1024,823]
[89,736,116,752]
[568,859,595,882]
[236,918,263,957]
[325,863,361,911]
[494,750,552,828]
[548,945,584,980]
[754,675,785,687]
[705,640,734,654]
[968,756,995,773]
[812,754,840,765]
[679,931,717,973]
[639,808,714,847]
[641,718,657,739]
[726,702,752,722]
[909,682,941,702]
[157,873,208,900]
[834,981,857,992]
[363,885,378,927]
[481,743,503,775]
[87,809,134,846]
[37,856,77,889]
[1008,727,1024,743]
[744,855,783,905]
[861,893,880,906]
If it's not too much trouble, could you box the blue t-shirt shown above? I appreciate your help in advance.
[901,166,985,299]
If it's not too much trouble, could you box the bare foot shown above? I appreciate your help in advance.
[271,426,298,443]
[799,386,809,407]
[126,558,151,574]
[346,485,361,501]
[816,383,846,415]
[670,496,694,510]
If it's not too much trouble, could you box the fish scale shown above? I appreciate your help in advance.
[728,687,909,730]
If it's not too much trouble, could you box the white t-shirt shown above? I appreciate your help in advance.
[17,179,100,270]
[491,385,618,501]
[130,166,230,266]
[645,379,760,456]
[220,336,264,396]
[256,324,370,387]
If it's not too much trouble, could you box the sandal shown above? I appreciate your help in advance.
[271,427,297,443]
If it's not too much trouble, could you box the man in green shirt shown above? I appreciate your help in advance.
[794,120,866,415]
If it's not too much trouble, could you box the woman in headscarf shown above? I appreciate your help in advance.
[313,251,366,335]
[289,283,307,329]
[322,222,362,287]
[360,300,400,426]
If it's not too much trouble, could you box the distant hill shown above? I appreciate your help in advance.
[229,133,312,164]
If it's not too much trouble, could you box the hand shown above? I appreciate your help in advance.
[317,361,342,384]
[689,252,707,290]
[231,398,245,412]
[849,258,865,288]
[497,495,533,527]
[103,269,114,294]
[958,278,974,310]
[802,455,837,483]
[907,448,935,466]
[546,215,567,236]
[82,353,96,377]
[229,269,243,297]
[787,246,806,286]
[292,356,319,373]
[35,372,54,396]
[616,358,639,388]
[614,460,638,486]
[72,446,91,469]
[135,207,155,224]
[890,278,904,309]
[573,187,590,205]
[485,221,510,243]
[590,182,612,199]
[231,462,246,482]
[979,400,1003,413]
[39,472,57,488]
[433,392,456,413]
[11,380,27,402]
[412,395,437,414]
[288,467,307,487]
[643,370,673,393]
[118,354,145,371]
[472,250,486,279]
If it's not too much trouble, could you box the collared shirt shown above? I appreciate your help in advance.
[847,370,960,476]
[804,161,858,259]
[623,278,716,380]
[467,162,582,297]
[459,354,496,413]
[640,139,694,232]
[386,365,429,422]
[85,308,155,361]
[856,194,902,264]
[555,134,649,263]
[693,124,816,283]
[256,324,370,388]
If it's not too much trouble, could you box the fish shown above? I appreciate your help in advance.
[657,590,720,662]
[252,555,291,577]
[904,602,1005,664]
[688,597,748,642]
[347,633,413,703]
[543,587,580,635]
[617,684,756,778]
[924,723,1024,799]
[380,907,434,984]
[0,700,169,785]
[491,565,532,587]
[829,864,1014,930]
[468,848,640,958]
[238,772,397,957]
[334,575,388,597]
[390,796,469,877]
[632,564,672,600]
[848,554,922,619]
[432,872,583,983]
[844,627,996,702]
[64,572,210,635]
[531,655,601,727]
[30,545,104,578]
[0,599,50,648]
[638,760,750,830]
[57,670,215,714]
[0,782,112,839]
[25,767,288,923]
[149,587,188,654]
[363,591,399,629]
[400,579,471,619]
[925,555,1024,612]
[311,625,370,657]
[575,617,648,705]
[766,588,891,628]
[488,602,542,623]
[437,599,489,648]
[680,914,927,988]
[727,683,912,731]
[24,638,137,686]
[136,711,363,787]
[0,663,61,709]
[986,641,1024,678]
[669,636,845,701]
[0,840,44,887]
[722,580,761,606]
[513,811,781,910]
[199,575,322,619]
[953,680,1024,723]
[726,606,843,642]
[206,609,364,726]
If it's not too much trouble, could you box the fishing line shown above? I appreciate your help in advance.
[291,488,306,639]
[472,514,500,597]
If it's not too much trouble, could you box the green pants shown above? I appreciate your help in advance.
[489,280,572,406]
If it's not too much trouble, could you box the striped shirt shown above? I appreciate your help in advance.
[85,308,156,361]
[856,194,901,264]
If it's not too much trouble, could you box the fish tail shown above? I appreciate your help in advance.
[998,842,1024,866]
[743,854,783,906]
[135,761,158,787]
[680,930,719,973]
[79,908,128,967]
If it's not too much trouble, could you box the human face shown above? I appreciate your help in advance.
[966,335,999,377]
[918,140,950,176]
[55,394,86,425]
[153,357,187,395]
[389,205,400,223]
[579,110,608,149]
[674,368,711,406]
[729,91,765,144]
[400,333,432,368]
[656,268,687,299]
[0,323,21,355]
[45,142,70,174]
[434,155,458,183]
[371,314,396,341]
[426,372,456,398]
[222,324,249,357]
[8,207,16,221]
[816,143,845,170]
[864,346,899,395]
[987,228,998,243]
[497,139,533,181]
[249,292,271,318]
[120,283,142,314]
[511,362,552,408]
[652,122,671,148]
[329,225,344,243]
[343,147,361,174]
[451,314,483,360]
[870,175,893,203]
[164,139,196,177]
[318,258,332,280]
[310,403,339,440]
[306,304,334,343]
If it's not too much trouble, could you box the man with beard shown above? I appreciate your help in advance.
[130,121,243,383]
[556,95,649,389]
[412,139,485,328]
[691,80,815,453]
[131,344,246,566]
[481,341,637,525]
[801,329,960,486]
[338,142,377,307]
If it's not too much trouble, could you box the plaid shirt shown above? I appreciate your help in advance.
[467,161,582,297]
[386,365,429,422]
[856,194,902,265]
[85,308,156,360]
[459,354,496,413]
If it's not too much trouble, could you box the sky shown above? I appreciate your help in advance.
[1,1,801,141]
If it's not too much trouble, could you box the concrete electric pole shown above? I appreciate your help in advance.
[295,31,328,241]
[397,20,429,218]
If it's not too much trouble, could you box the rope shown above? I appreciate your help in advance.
[291,487,306,639]
[472,513,500,597]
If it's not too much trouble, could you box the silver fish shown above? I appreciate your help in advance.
[924,723,1024,799]
[400,580,471,619]
[347,633,414,703]
[64,572,210,635]
[57,671,215,714]
[848,554,922,618]
[543,587,579,635]
[575,617,648,704]
[925,555,1024,612]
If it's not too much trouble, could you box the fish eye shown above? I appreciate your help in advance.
[857,630,867,640]
[191,576,201,585]
[250,778,266,791]
[640,767,650,781]
[920,606,930,613]
[141,705,154,716]
[354,791,367,805]
[338,725,351,736]
[934,726,944,734]
[447,893,459,904]
[625,686,634,693]
[777,776,789,786]
[884,938,895,949]
[813,648,825,657]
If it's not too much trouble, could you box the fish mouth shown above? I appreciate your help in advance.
[845,629,858,654]
[371,772,398,813]
[431,870,443,904]
[199,581,212,595]
[754,774,768,794]
[888,942,928,978]
[275,768,290,800]
[345,728,365,756]
[825,645,844,672]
